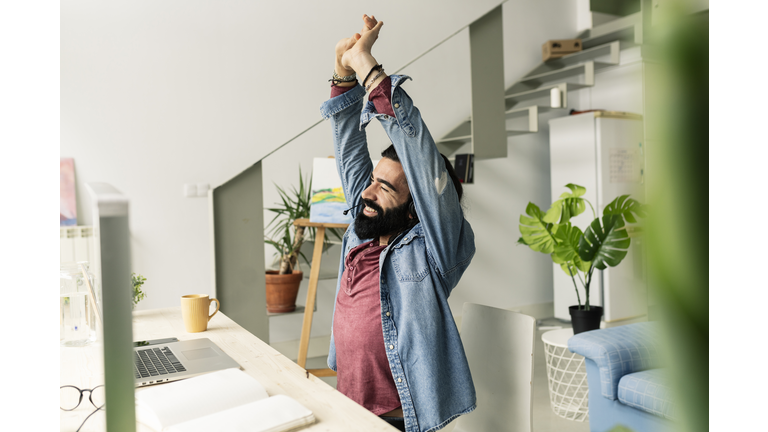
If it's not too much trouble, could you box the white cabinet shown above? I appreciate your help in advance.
[548,112,647,322]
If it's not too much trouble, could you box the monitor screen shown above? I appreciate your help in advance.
[86,182,137,432]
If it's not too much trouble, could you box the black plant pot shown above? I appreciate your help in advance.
[569,305,604,334]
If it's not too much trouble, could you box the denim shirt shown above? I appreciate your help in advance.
[320,75,476,432]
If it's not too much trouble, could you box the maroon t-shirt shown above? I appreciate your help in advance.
[332,240,401,415]
[331,76,395,117]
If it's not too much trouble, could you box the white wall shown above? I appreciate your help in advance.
[61,0,505,311]
[62,0,642,345]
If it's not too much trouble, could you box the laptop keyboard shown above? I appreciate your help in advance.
[134,347,186,379]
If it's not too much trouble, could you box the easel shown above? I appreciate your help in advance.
[293,218,348,377]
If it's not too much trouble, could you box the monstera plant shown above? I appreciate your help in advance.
[518,184,646,333]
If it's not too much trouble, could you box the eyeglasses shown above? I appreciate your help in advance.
[61,385,105,432]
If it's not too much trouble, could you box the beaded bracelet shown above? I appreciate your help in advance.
[332,70,357,82]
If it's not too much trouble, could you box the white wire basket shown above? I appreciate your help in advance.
[542,329,589,422]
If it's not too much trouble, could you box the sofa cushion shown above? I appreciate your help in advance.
[567,322,663,400]
[618,369,676,420]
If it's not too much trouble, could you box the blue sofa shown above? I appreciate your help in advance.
[568,322,676,432]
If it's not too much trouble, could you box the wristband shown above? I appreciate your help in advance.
[365,67,385,92]
[363,65,382,87]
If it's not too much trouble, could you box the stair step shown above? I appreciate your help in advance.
[436,108,541,153]
[506,82,585,109]
[507,130,533,137]
[440,120,471,141]
[435,12,641,160]
[435,119,471,156]
[508,61,608,94]
[580,12,642,49]
[506,105,562,118]
[505,106,538,133]
[525,41,620,77]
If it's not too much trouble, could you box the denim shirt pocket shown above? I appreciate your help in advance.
[391,235,429,282]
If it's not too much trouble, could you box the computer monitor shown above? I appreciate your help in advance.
[86,182,136,432]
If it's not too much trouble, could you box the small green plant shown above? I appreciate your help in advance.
[265,167,342,275]
[132,273,147,307]
[518,184,646,310]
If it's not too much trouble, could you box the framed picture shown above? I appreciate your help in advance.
[60,158,77,226]
[309,158,353,225]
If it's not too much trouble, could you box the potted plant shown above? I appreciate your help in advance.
[517,184,646,334]
[132,272,147,308]
[264,167,341,313]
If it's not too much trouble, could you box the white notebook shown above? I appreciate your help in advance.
[135,368,316,432]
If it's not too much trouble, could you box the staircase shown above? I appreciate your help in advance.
[436,12,644,160]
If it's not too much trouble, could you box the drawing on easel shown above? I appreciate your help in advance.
[309,158,353,224]
[60,158,77,226]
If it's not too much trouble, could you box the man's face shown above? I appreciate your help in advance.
[354,158,412,240]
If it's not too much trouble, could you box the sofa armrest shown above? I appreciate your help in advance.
[567,322,663,400]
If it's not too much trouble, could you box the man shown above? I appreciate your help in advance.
[319,15,476,432]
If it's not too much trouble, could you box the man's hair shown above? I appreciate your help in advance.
[380,144,463,202]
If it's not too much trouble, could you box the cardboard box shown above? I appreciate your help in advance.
[542,39,582,61]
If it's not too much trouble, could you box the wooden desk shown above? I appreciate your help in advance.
[61,307,395,431]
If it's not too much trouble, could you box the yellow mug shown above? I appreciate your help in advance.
[180,294,220,333]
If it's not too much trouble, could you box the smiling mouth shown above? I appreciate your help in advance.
[363,206,379,216]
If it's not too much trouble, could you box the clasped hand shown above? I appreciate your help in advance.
[335,14,383,78]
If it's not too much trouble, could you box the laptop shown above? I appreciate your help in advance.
[134,337,241,387]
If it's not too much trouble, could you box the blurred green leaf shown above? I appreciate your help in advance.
[604,195,647,224]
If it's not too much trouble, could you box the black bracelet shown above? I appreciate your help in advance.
[362,64,383,88]
[329,78,358,87]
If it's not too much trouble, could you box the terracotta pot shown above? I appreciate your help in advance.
[265,270,303,313]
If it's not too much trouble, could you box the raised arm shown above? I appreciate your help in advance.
[320,16,385,219]
[341,16,474,275]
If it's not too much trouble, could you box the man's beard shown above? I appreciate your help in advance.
[354,198,412,241]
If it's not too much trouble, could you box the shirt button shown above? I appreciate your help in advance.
[398,378,402,383]
[394,103,400,108]
[386,312,391,317]
[389,345,394,350]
